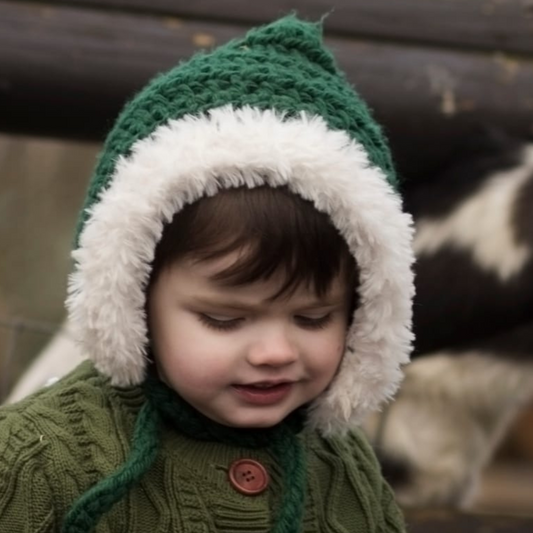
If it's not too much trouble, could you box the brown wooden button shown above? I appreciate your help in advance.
[228,459,269,495]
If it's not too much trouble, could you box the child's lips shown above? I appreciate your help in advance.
[232,382,293,405]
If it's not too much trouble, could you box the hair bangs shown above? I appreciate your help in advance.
[150,186,356,299]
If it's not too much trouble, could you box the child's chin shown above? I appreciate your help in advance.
[222,412,287,429]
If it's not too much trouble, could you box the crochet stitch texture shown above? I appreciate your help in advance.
[75,15,396,244]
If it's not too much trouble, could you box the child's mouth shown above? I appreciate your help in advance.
[232,382,293,405]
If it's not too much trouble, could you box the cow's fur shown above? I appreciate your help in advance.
[363,133,533,507]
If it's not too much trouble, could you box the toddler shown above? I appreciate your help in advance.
[0,15,414,533]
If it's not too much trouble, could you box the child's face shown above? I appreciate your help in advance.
[148,253,350,428]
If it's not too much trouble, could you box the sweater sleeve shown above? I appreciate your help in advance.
[305,427,406,532]
[0,406,58,533]
[378,478,406,533]
[0,362,145,533]
[344,429,406,533]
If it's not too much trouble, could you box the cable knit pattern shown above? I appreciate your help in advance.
[0,362,405,532]
[63,372,306,533]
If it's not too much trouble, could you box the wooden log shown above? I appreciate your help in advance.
[405,510,533,533]
[56,0,533,55]
[1,1,532,182]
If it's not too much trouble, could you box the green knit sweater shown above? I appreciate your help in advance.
[0,362,405,532]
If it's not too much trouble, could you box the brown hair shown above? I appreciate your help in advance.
[150,186,358,300]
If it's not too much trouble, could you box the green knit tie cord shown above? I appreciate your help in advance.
[61,400,160,533]
[62,374,307,533]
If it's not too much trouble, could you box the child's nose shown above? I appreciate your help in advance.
[247,328,298,367]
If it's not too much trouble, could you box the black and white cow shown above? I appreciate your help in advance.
[364,131,533,507]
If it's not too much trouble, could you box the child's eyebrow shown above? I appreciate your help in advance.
[191,295,346,311]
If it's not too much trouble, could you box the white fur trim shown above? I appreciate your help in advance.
[66,106,415,434]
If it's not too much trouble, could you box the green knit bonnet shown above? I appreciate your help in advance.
[75,14,396,244]
[65,14,414,533]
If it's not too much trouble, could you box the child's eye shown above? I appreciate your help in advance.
[294,313,332,330]
[198,313,243,331]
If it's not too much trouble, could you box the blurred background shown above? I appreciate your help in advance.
[0,135,96,396]
[1,0,532,527]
